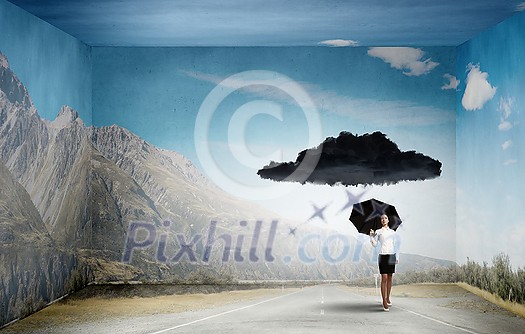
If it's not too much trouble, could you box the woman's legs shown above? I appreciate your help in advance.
[381,273,389,308]
[386,274,393,304]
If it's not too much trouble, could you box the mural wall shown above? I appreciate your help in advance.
[0,0,92,326]
[456,11,525,268]
[0,0,472,327]
[91,46,457,278]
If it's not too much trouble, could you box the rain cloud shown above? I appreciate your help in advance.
[257,131,442,186]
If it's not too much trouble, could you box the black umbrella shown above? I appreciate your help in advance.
[349,198,402,234]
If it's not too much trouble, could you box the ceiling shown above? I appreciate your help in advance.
[6,0,525,47]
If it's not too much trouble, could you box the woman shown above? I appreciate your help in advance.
[370,214,399,312]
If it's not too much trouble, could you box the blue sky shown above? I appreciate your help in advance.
[93,46,456,171]
[456,11,525,267]
[93,46,458,261]
[0,0,92,123]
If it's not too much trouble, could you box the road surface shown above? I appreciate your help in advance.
[2,284,524,333]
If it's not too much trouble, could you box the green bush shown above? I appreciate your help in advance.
[516,268,525,304]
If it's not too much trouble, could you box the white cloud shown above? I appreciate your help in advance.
[318,39,359,47]
[504,159,518,166]
[180,69,296,102]
[498,96,514,130]
[367,47,439,76]
[498,121,513,131]
[441,73,459,90]
[498,96,513,119]
[517,2,525,11]
[461,63,497,111]
[502,140,512,150]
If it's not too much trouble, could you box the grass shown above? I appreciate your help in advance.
[457,282,525,319]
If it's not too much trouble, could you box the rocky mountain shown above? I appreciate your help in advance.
[0,52,91,248]
[90,125,340,280]
[0,51,91,327]
[0,159,50,247]
[91,125,269,224]
[0,53,32,110]
[0,159,87,326]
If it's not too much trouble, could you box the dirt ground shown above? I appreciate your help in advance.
[1,286,288,332]
[1,283,522,333]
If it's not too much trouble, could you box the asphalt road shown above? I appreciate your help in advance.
[3,284,525,334]
[34,284,523,334]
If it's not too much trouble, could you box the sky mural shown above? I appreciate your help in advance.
[0,0,92,124]
[5,0,525,46]
[93,46,457,262]
[456,11,525,267]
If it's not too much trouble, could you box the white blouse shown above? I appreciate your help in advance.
[370,226,399,258]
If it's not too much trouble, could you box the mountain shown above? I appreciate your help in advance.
[0,52,91,248]
[0,52,32,109]
[396,253,456,272]
[90,125,325,280]
[0,159,86,326]
[0,51,91,326]
[0,159,50,246]
[91,125,270,224]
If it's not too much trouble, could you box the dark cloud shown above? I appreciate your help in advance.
[257,131,442,186]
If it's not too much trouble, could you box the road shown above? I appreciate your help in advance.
[3,284,524,333]
[62,285,525,334]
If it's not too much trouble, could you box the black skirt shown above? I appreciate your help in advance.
[378,254,396,274]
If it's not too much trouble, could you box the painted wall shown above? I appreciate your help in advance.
[92,46,457,264]
[0,0,92,124]
[456,11,525,267]
[10,0,525,326]
[0,0,92,326]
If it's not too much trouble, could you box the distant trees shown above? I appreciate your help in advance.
[457,253,525,303]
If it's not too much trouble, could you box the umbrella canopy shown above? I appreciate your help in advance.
[349,198,402,234]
